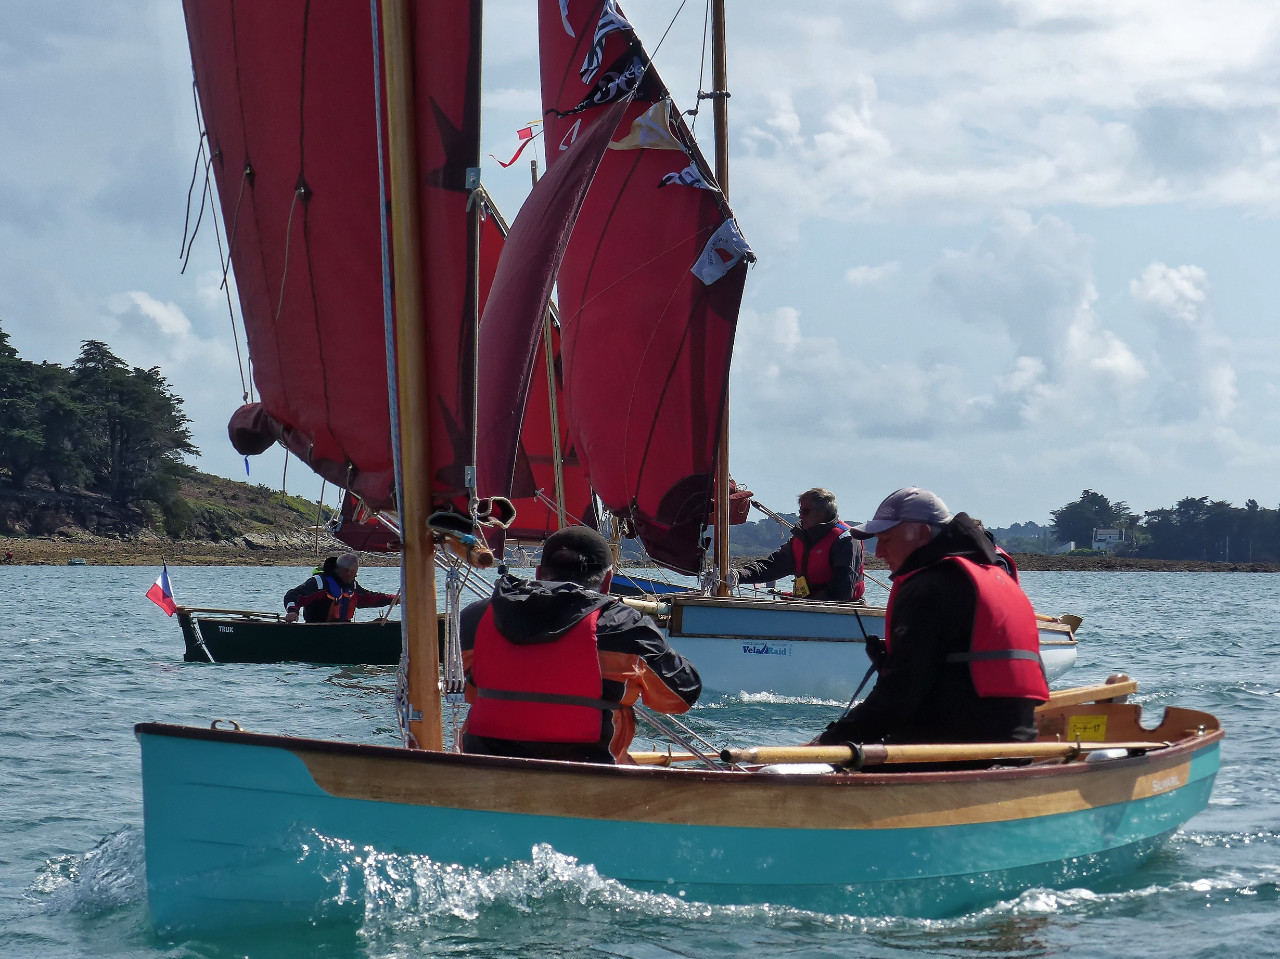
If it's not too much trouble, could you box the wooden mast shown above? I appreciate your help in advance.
[380,0,443,750]
[712,0,731,596]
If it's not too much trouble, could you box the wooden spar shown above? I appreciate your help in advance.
[712,0,731,596]
[1040,679,1137,710]
[380,0,443,750]
[531,159,567,529]
[618,597,669,618]
[721,740,1172,767]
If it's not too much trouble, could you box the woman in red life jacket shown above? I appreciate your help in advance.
[460,526,701,764]
[734,487,866,601]
[817,487,1048,755]
[282,553,398,623]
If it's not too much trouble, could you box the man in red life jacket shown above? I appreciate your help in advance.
[817,487,1048,751]
[282,553,398,623]
[459,526,701,764]
[733,488,865,601]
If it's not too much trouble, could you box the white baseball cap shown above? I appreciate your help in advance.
[848,487,952,539]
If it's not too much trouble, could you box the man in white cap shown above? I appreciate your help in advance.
[816,488,1048,753]
[459,526,701,764]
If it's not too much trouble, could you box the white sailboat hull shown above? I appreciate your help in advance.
[665,596,1078,698]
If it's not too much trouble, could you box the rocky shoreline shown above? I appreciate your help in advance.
[0,533,400,568]
[1,533,1276,572]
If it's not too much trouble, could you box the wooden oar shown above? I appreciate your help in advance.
[629,750,702,766]
[377,587,403,625]
[721,739,1170,768]
[1035,611,1083,633]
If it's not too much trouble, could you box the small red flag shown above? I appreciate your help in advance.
[492,124,540,168]
[146,563,178,616]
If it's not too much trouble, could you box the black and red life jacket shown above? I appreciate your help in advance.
[886,556,1048,701]
[993,544,1020,583]
[790,521,850,597]
[465,606,610,743]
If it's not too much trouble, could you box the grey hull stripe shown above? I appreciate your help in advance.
[475,687,621,711]
[946,649,1043,664]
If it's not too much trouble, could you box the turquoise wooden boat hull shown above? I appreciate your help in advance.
[136,703,1221,931]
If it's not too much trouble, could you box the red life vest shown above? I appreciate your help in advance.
[886,556,1048,701]
[466,606,608,743]
[993,545,1020,583]
[321,575,357,621]
[790,522,850,597]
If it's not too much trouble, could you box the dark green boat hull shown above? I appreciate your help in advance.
[178,612,403,665]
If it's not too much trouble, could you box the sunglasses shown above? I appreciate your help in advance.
[798,507,815,515]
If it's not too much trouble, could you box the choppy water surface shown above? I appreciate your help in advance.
[1,565,1277,958]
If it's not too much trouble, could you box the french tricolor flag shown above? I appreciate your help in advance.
[146,563,178,617]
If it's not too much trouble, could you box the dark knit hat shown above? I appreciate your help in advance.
[540,526,613,575]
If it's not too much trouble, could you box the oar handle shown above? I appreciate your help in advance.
[721,739,1170,768]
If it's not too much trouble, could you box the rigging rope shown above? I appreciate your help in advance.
[183,79,254,404]
[209,167,254,403]
[314,480,327,560]
[634,704,735,771]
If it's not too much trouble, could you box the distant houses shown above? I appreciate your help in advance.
[1092,528,1124,552]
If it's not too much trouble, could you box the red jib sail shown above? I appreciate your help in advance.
[184,2,482,514]
[475,191,598,544]
[537,0,752,573]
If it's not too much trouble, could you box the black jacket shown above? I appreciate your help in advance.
[282,573,397,623]
[736,522,864,601]
[460,573,701,762]
[818,513,1038,749]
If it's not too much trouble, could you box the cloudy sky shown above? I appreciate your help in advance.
[4,1,1280,528]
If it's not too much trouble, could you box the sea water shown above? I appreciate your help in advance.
[0,565,1277,958]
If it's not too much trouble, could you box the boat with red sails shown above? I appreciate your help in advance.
[137,0,1219,932]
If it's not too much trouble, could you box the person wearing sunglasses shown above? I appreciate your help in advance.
[733,488,865,602]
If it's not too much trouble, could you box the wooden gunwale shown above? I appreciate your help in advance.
[666,594,1077,636]
[134,713,1221,831]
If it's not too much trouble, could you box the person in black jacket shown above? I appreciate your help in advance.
[817,487,1047,751]
[734,488,865,601]
[282,553,398,623]
[460,526,701,764]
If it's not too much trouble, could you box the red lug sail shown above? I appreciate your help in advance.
[474,103,627,546]
[537,0,751,573]
[476,191,598,544]
[184,2,482,514]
